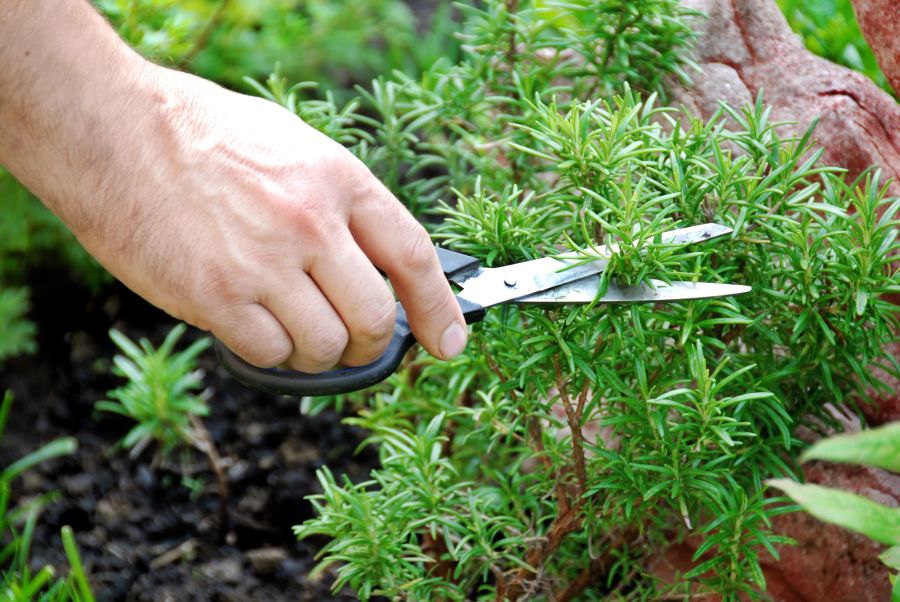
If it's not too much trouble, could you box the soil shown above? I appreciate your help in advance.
[0,264,383,601]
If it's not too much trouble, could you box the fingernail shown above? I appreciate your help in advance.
[440,322,468,359]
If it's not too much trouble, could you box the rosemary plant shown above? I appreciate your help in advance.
[96,324,230,527]
[249,1,899,599]
[97,324,212,458]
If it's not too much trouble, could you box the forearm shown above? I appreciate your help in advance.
[0,0,162,238]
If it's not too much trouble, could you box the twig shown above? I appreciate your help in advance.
[149,537,199,570]
[553,357,587,494]
[508,503,584,600]
[190,414,230,536]
[527,415,570,515]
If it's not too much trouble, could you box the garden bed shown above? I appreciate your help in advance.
[0,262,378,601]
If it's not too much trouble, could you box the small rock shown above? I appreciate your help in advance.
[59,473,92,496]
[21,470,46,494]
[246,547,288,576]
[200,557,243,584]
[244,422,267,445]
[278,439,319,466]
[134,464,156,491]
[227,459,251,482]
[96,496,131,523]
[237,487,269,515]
[258,453,277,471]
[68,331,95,365]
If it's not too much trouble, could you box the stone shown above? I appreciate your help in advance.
[852,0,900,95]
[759,462,899,601]
[661,2,900,597]
[673,0,900,199]
[245,547,288,576]
[200,557,243,584]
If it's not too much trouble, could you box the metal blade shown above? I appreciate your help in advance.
[454,223,734,308]
[456,256,607,308]
[557,223,733,260]
[516,278,751,304]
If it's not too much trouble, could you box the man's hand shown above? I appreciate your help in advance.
[0,0,467,371]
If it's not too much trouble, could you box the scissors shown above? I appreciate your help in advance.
[215,223,750,396]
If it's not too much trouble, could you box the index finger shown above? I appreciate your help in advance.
[348,179,468,361]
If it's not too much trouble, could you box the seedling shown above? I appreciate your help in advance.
[96,324,230,529]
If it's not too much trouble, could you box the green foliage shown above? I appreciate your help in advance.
[93,0,202,61]
[768,479,900,545]
[769,421,900,600]
[0,169,106,289]
[96,324,211,457]
[250,1,900,599]
[0,392,93,601]
[801,421,900,472]
[777,0,895,97]
[0,168,107,365]
[96,0,458,93]
[0,289,36,365]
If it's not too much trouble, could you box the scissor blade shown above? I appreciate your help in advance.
[568,223,733,259]
[456,256,606,308]
[516,279,751,304]
[454,223,734,308]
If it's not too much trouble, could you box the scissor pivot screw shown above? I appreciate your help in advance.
[504,278,517,288]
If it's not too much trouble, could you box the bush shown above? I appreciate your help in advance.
[244,1,900,599]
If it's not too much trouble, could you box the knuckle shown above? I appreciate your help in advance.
[348,298,396,361]
[400,226,436,274]
[293,324,348,372]
[277,193,331,247]
[417,287,454,323]
[225,333,291,369]
[315,145,361,187]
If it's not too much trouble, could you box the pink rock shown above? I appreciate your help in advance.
[674,0,900,197]
[654,463,899,600]
[852,0,900,95]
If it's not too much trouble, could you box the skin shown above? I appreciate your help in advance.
[0,0,468,371]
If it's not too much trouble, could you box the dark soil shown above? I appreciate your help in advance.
[0,267,380,601]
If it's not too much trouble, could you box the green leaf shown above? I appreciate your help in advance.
[767,479,900,545]
[881,545,900,570]
[1,437,77,483]
[801,422,900,473]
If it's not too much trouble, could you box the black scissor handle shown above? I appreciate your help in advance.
[216,296,485,397]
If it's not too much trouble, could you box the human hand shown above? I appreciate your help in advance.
[85,66,468,371]
[0,0,467,371]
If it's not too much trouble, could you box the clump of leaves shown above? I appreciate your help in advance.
[769,422,900,601]
[96,324,229,526]
[0,164,108,366]
[96,0,458,94]
[0,391,93,601]
[97,324,211,457]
